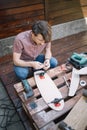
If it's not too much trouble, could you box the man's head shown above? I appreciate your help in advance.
[31,20,51,45]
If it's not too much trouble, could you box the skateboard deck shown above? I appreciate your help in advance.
[34,70,64,111]
[69,67,87,97]
[68,68,80,97]
[58,96,87,130]
[74,67,87,75]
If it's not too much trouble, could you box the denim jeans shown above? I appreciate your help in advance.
[14,54,58,80]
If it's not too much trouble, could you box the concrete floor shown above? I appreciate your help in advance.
[0,81,26,130]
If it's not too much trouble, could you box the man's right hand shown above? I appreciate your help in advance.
[32,61,44,69]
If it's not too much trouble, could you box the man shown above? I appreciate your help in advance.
[13,20,58,80]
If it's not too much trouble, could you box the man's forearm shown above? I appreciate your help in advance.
[45,42,52,60]
[13,59,34,67]
[45,50,52,60]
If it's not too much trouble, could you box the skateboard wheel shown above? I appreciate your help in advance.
[54,102,61,107]
[39,72,45,79]
[39,75,45,79]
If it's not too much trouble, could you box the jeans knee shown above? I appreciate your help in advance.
[50,58,58,68]
[35,54,45,63]
[14,66,29,80]
[17,70,29,80]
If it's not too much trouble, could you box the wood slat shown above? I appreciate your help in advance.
[0,9,44,24]
[49,7,83,19]
[49,11,84,25]
[0,0,43,10]
[0,4,44,16]
[64,96,87,130]
[80,0,87,6]
[48,0,81,12]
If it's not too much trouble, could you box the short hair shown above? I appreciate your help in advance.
[32,20,52,42]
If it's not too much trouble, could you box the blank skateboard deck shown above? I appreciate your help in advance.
[34,70,64,111]
[68,67,80,97]
[69,67,87,97]
[74,67,87,75]
[64,96,87,130]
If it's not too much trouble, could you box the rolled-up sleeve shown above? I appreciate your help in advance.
[13,38,23,53]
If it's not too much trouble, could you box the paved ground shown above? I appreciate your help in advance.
[0,81,25,130]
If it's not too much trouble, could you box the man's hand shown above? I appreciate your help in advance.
[43,59,50,70]
[32,61,44,69]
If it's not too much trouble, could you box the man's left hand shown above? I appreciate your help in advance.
[44,59,50,70]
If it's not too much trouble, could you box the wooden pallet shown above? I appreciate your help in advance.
[14,64,87,130]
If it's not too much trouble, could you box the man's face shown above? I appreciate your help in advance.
[32,33,45,45]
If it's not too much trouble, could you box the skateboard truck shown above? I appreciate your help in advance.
[49,98,64,107]
[39,72,45,76]
[39,72,45,79]
[51,98,64,103]
[36,71,45,79]
[58,121,75,130]
[22,79,34,100]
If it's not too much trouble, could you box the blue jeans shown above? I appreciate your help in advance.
[14,54,58,80]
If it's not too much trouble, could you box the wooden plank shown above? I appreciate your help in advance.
[0,15,44,38]
[0,9,44,24]
[44,0,49,20]
[81,7,87,17]
[49,7,83,19]
[0,4,44,16]
[64,96,87,130]
[50,11,84,25]
[40,122,58,130]
[0,0,43,9]
[48,0,81,12]
[80,0,87,6]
